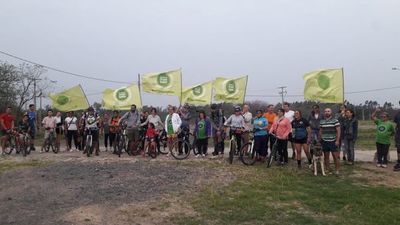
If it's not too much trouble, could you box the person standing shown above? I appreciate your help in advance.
[292,110,312,168]
[210,104,225,157]
[165,106,182,152]
[394,109,400,171]
[319,108,341,175]
[64,111,78,151]
[0,107,15,155]
[27,104,37,151]
[270,108,292,165]
[193,111,211,157]
[102,112,111,151]
[254,109,269,161]
[119,104,141,152]
[283,102,295,160]
[263,105,276,156]
[371,109,395,168]
[342,109,358,165]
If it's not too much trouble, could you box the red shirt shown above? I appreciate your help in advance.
[146,127,157,138]
[0,113,14,130]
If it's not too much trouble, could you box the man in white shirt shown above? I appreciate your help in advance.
[283,102,296,159]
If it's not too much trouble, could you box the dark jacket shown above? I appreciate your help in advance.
[342,118,358,140]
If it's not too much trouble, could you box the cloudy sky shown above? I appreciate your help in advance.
[1,0,400,107]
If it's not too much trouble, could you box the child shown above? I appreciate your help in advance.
[143,123,157,157]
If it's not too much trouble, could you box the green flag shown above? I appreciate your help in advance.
[102,84,142,110]
[181,81,213,106]
[213,76,248,104]
[49,85,89,112]
[141,69,182,97]
[303,68,344,103]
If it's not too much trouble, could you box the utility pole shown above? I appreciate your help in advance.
[278,86,287,107]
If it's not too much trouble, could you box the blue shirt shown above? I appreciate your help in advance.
[28,111,36,129]
[253,117,268,136]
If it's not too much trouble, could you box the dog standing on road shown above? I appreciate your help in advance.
[311,141,326,176]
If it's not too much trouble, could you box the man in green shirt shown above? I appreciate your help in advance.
[371,109,395,168]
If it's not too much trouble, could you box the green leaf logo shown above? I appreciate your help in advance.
[56,95,69,106]
[318,74,330,90]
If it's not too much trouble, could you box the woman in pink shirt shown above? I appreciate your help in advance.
[270,108,292,165]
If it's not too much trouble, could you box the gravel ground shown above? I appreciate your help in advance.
[0,159,221,225]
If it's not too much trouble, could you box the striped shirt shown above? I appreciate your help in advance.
[320,117,340,142]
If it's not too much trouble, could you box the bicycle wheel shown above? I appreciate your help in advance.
[228,141,235,164]
[170,140,191,160]
[148,144,157,158]
[267,142,278,168]
[240,142,257,166]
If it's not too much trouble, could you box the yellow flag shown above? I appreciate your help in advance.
[141,69,182,97]
[213,76,248,104]
[102,84,142,110]
[303,69,344,103]
[181,81,213,106]
[49,85,89,112]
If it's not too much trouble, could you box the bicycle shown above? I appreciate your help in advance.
[85,128,98,157]
[227,127,244,164]
[3,129,19,155]
[240,131,257,165]
[170,130,199,160]
[43,129,59,154]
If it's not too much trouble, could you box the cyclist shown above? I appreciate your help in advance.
[41,109,57,153]
[119,104,141,153]
[210,104,225,157]
[0,107,15,155]
[165,106,182,152]
[194,110,211,157]
[224,106,245,154]
[253,109,269,162]
[55,112,63,151]
[17,113,31,149]
[109,110,121,154]
[270,108,292,165]
[292,110,312,168]
[84,107,100,156]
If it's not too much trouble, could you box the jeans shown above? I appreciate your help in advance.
[376,142,390,164]
[343,139,356,162]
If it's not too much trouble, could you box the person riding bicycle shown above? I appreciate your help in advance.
[224,106,245,153]
[41,109,57,153]
[0,106,15,155]
[119,104,141,153]
[210,104,226,157]
[84,107,100,156]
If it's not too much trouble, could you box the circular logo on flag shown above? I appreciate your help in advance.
[226,80,236,94]
[157,73,170,87]
[192,86,203,96]
[318,74,330,90]
[56,95,69,106]
[115,88,129,101]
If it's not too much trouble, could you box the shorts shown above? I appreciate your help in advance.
[321,140,338,152]
[127,127,139,141]
[293,138,308,144]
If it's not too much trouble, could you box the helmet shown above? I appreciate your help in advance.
[234,106,241,112]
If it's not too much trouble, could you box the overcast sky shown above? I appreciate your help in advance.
[1,0,400,107]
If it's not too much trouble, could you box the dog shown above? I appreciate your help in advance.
[311,140,326,176]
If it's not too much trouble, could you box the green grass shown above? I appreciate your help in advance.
[173,164,400,225]
[0,159,50,174]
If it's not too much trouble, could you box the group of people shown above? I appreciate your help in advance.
[1,102,400,174]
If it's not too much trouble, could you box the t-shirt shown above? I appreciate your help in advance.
[65,117,78,131]
[253,117,268,136]
[0,113,14,130]
[18,121,30,133]
[27,111,36,129]
[284,110,295,122]
[197,119,207,139]
[292,118,310,140]
[320,117,340,142]
[42,116,57,129]
[167,116,174,135]
[263,112,276,130]
[375,119,395,145]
